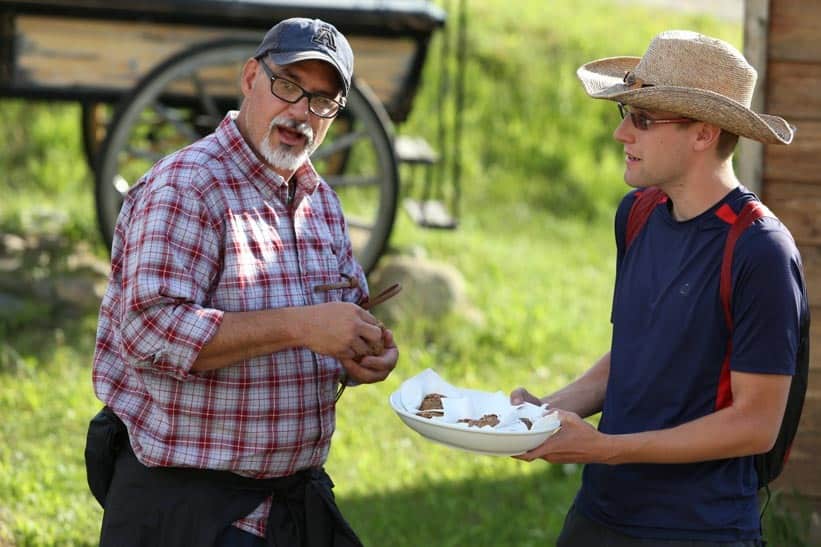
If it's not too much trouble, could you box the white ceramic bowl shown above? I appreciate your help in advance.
[389,391,560,456]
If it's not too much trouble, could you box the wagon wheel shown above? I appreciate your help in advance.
[81,102,112,170]
[95,38,398,274]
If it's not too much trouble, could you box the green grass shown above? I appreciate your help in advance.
[0,101,99,245]
[398,0,740,225]
[2,1,808,546]
[0,338,102,545]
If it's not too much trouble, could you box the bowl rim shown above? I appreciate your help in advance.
[388,390,559,439]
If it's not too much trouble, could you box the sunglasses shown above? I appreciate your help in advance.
[618,103,692,131]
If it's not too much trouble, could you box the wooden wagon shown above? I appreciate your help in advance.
[0,0,446,272]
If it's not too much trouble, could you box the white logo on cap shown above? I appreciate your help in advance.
[312,25,337,52]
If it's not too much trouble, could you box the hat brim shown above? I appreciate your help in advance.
[577,56,794,145]
[266,51,350,97]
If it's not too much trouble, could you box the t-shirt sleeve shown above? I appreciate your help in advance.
[611,190,640,324]
[614,190,640,266]
[729,217,807,375]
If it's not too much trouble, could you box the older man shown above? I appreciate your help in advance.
[86,18,397,547]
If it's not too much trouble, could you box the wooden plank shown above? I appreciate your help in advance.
[783,344,821,497]
[797,402,820,434]
[762,181,821,245]
[738,0,769,195]
[344,37,418,105]
[775,433,821,496]
[799,368,821,427]
[767,62,821,120]
[779,421,821,461]
[791,431,820,460]
[799,247,821,309]
[772,430,821,482]
[812,305,821,370]
[744,0,769,111]
[797,410,821,435]
[764,122,821,185]
[15,16,233,90]
[768,0,821,63]
[12,15,416,105]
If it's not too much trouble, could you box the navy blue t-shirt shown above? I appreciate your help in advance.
[574,186,807,542]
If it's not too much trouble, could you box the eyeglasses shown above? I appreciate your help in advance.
[618,103,692,131]
[258,61,345,119]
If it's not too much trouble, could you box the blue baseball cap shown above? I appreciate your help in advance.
[254,18,354,97]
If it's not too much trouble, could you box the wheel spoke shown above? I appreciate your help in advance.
[150,101,200,141]
[193,112,224,130]
[124,145,165,163]
[346,217,375,230]
[325,175,383,188]
[191,73,222,121]
[313,129,368,161]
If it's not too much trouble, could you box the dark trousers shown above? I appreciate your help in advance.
[98,444,271,547]
[557,504,763,547]
[216,526,267,547]
[85,407,362,547]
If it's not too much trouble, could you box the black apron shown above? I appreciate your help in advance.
[85,407,363,547]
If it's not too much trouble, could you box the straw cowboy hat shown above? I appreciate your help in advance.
[576,30,794,144]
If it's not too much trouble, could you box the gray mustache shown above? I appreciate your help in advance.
[270,116,314,146]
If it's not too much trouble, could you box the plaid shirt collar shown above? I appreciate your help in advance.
[218,111,321,200]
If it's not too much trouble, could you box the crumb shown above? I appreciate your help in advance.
[457,414,500,428]
[519,418,533,430]
[415,410,444,419]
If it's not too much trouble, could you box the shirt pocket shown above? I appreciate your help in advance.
[295,216,344,303]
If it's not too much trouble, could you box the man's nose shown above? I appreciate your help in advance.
[288,96,311,119]
[613,116,635,144]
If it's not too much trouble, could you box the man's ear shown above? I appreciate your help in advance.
[240,58,258,97]
[692,122,722,152]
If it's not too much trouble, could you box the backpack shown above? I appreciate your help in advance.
[624,187,810,490]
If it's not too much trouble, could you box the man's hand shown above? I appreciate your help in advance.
[341,328,398,384]
[510,388,611,463]
[302,302,384,359]
[510,387,544,407]
[513,410,614,464]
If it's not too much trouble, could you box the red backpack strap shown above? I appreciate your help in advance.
[625,187,668,250]
[714,200,772,410]
[719,201,772,329]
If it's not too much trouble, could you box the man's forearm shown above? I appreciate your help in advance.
[605,372,790,464]
[191,308,305,371]
[190,301,383,372]
[519,370,790,465]
[543,351,610,418]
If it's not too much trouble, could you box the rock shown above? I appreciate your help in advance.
[367,255,482,325]
[0,229,110,320]
[0,233,26,254]
[66,243,110,279]
[53,274,105,310]
[0,255,22,274]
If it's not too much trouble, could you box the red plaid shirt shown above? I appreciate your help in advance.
[92,112,368,536]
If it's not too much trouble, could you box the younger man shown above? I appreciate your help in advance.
[512,30,808,546]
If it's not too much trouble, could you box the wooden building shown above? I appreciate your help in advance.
[742,0,821,527]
